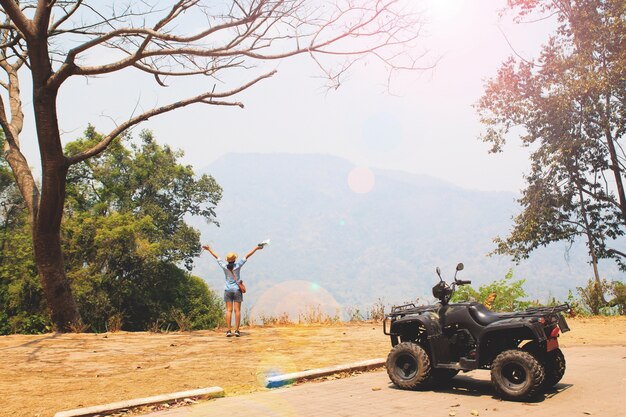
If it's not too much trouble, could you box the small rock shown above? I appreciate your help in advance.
[471,411,479,416]
[371,387,381,391]
[449,412,456,417]
[450,404,460,407]
[136,365,142,369]
[184,398,197,404]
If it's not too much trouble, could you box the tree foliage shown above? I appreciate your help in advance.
[62,127,224,331]
[0,129,225,333]
[476,0,626,278]
[0,134,48,333]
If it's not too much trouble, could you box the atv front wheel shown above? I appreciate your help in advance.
[386,342,432,390]
[491,349,545,401]
[543,348,566,388]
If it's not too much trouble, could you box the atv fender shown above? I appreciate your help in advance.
[477,318,547,363]
[389,313,441,342]
[480,318,547,341]
[387,313,452,365]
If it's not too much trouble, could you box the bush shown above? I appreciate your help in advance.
[576,279,612,315]
[451,269,530,312]
[9,313,51,334]
[608,281,626,315]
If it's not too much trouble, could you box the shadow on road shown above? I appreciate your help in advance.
[388,374,573,403]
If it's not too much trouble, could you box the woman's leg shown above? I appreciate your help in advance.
[225,301,233,331]
[234,301,241,331]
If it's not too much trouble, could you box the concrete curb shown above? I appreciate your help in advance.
[53,386,224,417]
[265,358,386,388]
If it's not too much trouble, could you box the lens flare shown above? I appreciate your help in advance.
[347,166,375,194]
[250,280,341,323]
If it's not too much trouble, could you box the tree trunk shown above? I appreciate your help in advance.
[576,177,607,305]
[603,127,626,228]
[31,106,81,331]
[33,229,79,330]
[28,31,81,331]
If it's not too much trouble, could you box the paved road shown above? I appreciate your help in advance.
[142,346,625,417]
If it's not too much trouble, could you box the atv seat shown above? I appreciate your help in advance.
[468,303,510,326]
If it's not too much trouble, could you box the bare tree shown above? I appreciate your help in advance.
[0,0,431,331]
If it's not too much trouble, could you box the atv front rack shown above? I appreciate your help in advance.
[388,303,438,317]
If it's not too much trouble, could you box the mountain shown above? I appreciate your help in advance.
[190,153,621,320]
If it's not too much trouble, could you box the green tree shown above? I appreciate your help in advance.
[0,134,49,334]
[63,128,223,331]
[476,0,626,289]
[0,0,429,331]
[451,269,531,312]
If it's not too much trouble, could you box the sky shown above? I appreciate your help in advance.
[18,0,557,193]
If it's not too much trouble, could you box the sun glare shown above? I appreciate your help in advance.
[424,0,465,20]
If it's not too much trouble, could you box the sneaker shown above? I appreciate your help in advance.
[226,330,232,337]
[234,330,241,337]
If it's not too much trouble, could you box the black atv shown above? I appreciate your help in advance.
[383,263,570,401]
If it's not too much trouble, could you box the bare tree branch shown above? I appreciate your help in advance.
[67,69,277,165]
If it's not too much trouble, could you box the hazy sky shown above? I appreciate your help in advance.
[19,0,556,193]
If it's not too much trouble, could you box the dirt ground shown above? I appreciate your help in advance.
[1,316,624,417]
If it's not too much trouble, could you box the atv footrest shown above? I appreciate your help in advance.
[459,357,478,370]
[436,363,462,370]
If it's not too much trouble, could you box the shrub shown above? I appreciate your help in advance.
[451,269,530,312]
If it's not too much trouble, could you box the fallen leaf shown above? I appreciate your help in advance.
[371,387,381,391]
[450,404,460,407]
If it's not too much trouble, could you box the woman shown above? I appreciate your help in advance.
[202,243,263,337]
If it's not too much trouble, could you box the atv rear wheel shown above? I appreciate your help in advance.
[386,342,432,390]
[491,349,545,401]
[523,342,566,389]
[543,348,566,388]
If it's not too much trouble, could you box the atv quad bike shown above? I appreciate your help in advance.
[383,263,570,401]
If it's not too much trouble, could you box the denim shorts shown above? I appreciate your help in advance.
[224,290,243,303]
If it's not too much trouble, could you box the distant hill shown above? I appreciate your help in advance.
[190,153,621,320]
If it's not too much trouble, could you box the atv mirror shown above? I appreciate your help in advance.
[436,266,441,279]
[456,263,464,271]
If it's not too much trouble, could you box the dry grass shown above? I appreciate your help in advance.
[0,317,624,417]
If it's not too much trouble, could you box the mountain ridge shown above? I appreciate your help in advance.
[191,152,619,319]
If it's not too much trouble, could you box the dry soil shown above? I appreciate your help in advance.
[1,316,624,417]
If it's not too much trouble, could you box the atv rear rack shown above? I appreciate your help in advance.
[487,303,571,320]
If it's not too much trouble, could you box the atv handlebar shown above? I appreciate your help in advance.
[455,280,471,285]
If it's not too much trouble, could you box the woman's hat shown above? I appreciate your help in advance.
[226,252,237,262]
